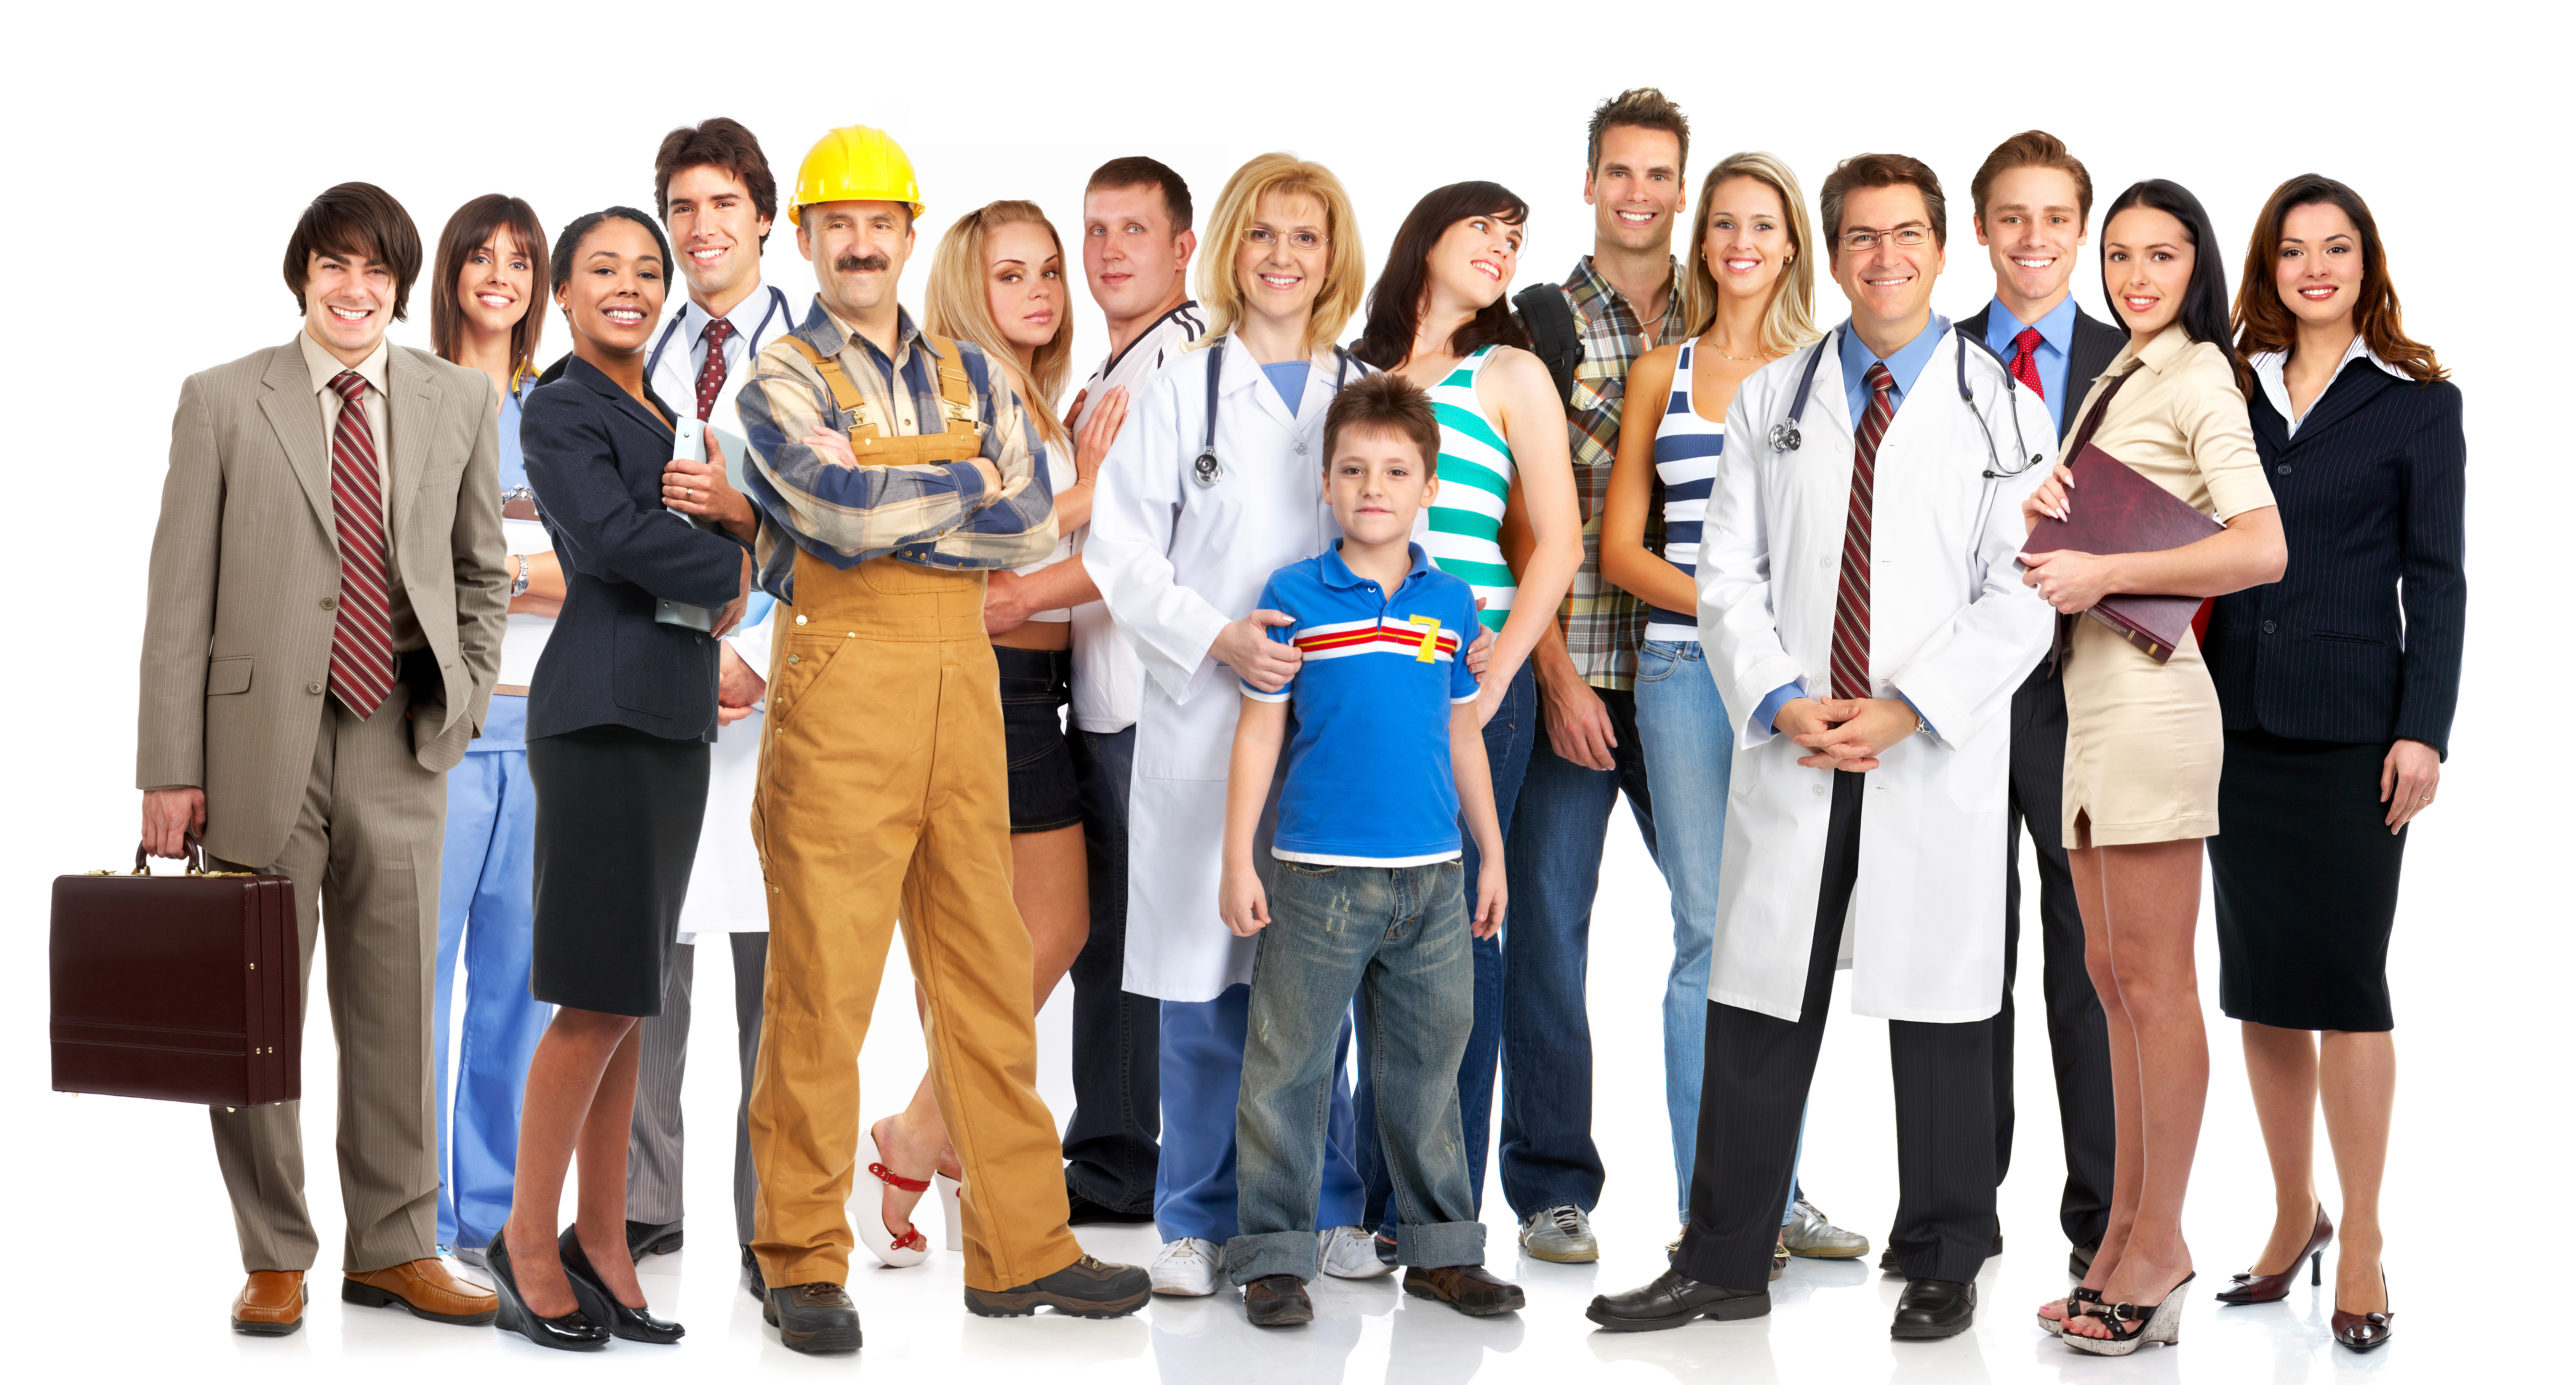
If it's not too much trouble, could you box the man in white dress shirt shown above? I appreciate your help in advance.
[622,116,799,1299]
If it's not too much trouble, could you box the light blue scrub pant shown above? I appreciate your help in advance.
[429,695,551,1250]
[1156,982,1363,1242]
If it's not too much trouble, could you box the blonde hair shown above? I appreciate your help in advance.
[923,200,1074,445]
[1196,153,1366,354]
[1684,152,1822,355]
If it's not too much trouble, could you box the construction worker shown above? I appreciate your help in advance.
[712,125,1149,1354]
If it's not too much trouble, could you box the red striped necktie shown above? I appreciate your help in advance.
[1828,362,1895,701]
[325,371,396,717]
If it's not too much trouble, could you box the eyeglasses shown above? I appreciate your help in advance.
[1839,224,1934,253]
[1245,226,1328,251]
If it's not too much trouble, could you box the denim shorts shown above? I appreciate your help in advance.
[998,644,1082,833]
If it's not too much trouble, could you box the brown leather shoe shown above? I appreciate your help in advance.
[343,1257,500,1325]
[1403,1263,1527,1317]
[232,1271,307,1335]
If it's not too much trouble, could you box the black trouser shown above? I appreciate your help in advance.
[1996,668,2115,1249]
[1675,772,1999,1291]
[1060,724,1159,1213]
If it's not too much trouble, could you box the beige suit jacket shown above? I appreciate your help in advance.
[137,336,510,867]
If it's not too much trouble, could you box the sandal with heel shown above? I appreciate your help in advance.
[2063,1272,2195,1357]
[853,1126,935,1268]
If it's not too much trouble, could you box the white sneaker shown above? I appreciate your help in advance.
[1319,1225,1392,1280]
[1150,1237,1223,1296]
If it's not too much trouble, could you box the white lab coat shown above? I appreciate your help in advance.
[649,282,796,938]
[1697,325,2058,1024]
[1084,335,1367,1003]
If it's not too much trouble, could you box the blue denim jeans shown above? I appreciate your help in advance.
[1061,725,1159,1214]
[430,700,552,1250]
[1633,639,1734,1222]
[1156,983,1362,1243]
[1231,859,1485,1283]
[1498,683,1660,1219]
[1355,670,1534,1234]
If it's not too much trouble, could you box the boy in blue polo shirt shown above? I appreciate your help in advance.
[1216,372,1522,1329]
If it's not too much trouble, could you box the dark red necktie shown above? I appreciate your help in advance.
[2009,325,2046,399]
[696,317,735,421]
[325,371,395,717]
[1829,362,1895,701]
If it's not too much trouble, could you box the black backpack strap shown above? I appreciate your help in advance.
[1512,283,1583,404]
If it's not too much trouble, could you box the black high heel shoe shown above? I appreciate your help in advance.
[486,1230,609,1351]
[560,1226,686,1344]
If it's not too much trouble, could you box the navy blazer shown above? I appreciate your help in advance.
[2203,359,2465,755]
[520,354,747,742]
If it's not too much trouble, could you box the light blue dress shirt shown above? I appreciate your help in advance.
[1980,295,2078,440]
[1751,317,1951,738]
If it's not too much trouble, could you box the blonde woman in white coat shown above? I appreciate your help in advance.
[1085,154,1379,1297]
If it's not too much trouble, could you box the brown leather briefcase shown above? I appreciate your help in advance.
[49,843,299,1106]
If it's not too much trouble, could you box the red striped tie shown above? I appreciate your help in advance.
[1828,362,1895,701]
[325,371,396,718]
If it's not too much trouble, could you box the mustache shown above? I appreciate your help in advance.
[834,252,892,273]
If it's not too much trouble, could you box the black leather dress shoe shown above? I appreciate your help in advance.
[1890,1278,1976,1340]
[559,1227,684,1343]
[741,1245,767,1302]
[965,1253,1151,1318]
[1243,1274,1314,1327]
[765,1282,863,1354]
[1065,1189,1156,1226]
[1586,1268,1771,1332]
[625,1218,683,1258]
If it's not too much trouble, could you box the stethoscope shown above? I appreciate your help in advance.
[1192,335,1360,489]
[1769,319,2043,480]
[643,283,792,393]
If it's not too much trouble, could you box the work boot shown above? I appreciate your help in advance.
[964,1253,1150,1318]
[765,1282,863,1354]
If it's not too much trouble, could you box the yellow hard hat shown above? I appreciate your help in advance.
[788,126,924,225]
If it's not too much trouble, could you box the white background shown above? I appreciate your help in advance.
[4,1,2546,1381]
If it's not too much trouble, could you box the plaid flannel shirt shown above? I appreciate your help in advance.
[737,301,1056,602]
[1557,256,1687,690]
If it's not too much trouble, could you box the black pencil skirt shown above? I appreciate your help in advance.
[526,724,711,1017]
[2207,728,2406,1032]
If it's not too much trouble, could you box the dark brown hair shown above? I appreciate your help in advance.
[1323,372,1440,478]
[1820,153,1946,251]
[1586,87,1690,179]
[1086,155,1194,235]
[1969,130,2093,226]
[283,182,422,319]
[430,195,548,378]
[2234,173,2444,383]
[654,118,778,249]
[2102,179,2250,394]
[1353,182,1533,371]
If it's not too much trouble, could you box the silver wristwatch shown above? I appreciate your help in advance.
[510,554,532,598]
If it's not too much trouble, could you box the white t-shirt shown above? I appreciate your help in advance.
[1069,300,1205,731]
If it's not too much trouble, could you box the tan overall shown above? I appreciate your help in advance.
[745,333,1079,1293]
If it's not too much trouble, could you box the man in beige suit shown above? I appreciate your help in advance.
[136,183,511,1336]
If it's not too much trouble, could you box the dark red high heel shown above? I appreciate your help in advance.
[2216,1204,2332,1305]
[2331,1268,2391,1351]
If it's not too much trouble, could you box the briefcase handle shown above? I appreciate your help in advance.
[122,836,227,877]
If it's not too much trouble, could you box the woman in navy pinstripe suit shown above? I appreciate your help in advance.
[2203,174,2464,1353]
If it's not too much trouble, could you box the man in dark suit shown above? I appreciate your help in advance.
[138,183,510,1334]
[1953,132,2126,1280]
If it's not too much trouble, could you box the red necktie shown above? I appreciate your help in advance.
[1829,362,1895,701]
[2009,326,2046,399]
[695,317,735,421]
[325,371,396,718]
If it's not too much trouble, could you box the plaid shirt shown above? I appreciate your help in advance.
[1557,256,1686,689]
[738,300,1056,602]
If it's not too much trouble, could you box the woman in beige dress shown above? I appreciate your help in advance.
[2016,179,2287,1356]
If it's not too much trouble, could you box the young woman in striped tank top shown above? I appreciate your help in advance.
[1599,153,1838,1252]
[1345,182,1582,1248]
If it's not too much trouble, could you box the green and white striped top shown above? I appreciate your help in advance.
[1417,344,1518,631]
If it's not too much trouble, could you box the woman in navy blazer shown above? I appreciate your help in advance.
[487,207,750,1351]
[2202,175,2463,1354]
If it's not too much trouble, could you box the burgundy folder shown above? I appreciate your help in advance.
[2020,443,2223,663]
[49,845,300,1107]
